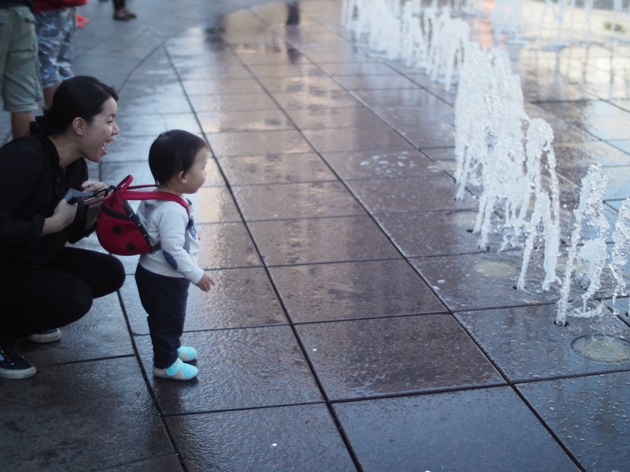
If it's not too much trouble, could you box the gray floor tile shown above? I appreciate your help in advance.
[373,103,455,126]
[353,87,448,109]
[457,305,630,382]
[335,74,421,91]
[166,405,355,472]
[17,292,133,367]
[518,372,630,472]
[248,215,401,265]
[375,209,488,256]
[335,388,579,471]
[190,93,281,113]
[196,222,262,269]
[100,158,226,188]
[121,266,286,334]
[322,149,442,180]
[98,455,184,472]
[601,166,630,200]
[319,61,399,76]
[257,74,343,93]
[409,252,559,311]
[104,134,161,163]
[270,259,446,323]
[302,125,414,153]
[284,106,388,130]
[188,187,242,223]
[206,129,313,157]
[114,113,202,137]
[397,122,456,148]
[183,78,266,95]
[218,152,337,185]
[297,315,503,399]
[135,327,322,414]
[272,90,362,110]
[0,358,172,472]
[198,109,295,133]
[233,181,367,220]
[346,174,477,213]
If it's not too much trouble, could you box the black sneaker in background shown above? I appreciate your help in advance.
[0,344,36,380]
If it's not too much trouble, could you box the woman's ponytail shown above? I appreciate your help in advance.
[29,114,54,136]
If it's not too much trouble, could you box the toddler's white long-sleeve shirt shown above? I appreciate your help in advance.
[137,199,204,284]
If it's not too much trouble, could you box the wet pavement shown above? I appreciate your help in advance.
[2,0,630,471]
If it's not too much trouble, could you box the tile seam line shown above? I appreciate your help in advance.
[160,400,328,418]
[449,306,589,471]
[208,6,486,320]
[241,6,528,452]
[214,20,368,469]
[165,27,367,471]
[114,289,191,472]
[110,5,594,470]
[242,9,506,470]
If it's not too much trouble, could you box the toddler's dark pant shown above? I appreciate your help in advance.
[135,264,190,369]
[0,247,126,344]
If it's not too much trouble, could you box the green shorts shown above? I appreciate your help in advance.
[0,6,42,113]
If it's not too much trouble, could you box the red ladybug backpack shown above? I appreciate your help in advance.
[96,175,189,255]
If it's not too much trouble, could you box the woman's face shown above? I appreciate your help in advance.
[82,96,119,163]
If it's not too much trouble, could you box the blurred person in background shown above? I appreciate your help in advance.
[0,0,42,139]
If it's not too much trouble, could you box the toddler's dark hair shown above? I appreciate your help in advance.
[148,130,208,185]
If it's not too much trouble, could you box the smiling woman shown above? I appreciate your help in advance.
[0,75,126,380]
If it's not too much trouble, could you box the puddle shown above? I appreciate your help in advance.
[473,260,518,278]
[447,211,476,228]
[571,335,630,363]
[431,160,456,172]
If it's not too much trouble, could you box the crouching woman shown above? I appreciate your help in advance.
[0,76,126,380]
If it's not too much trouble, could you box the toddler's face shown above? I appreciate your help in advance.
[182,147,209,194]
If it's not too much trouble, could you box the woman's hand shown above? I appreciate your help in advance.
[42,198,78,235]
[81,180,109,206]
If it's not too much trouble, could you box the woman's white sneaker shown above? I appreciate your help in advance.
[27,328,61,343]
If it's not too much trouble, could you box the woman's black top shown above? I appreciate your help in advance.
[0,133,89,264]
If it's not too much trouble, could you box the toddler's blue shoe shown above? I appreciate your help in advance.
[177,345,197,362]
[153,358,198,381]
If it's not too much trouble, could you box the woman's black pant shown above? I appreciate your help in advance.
[0,247,125,344]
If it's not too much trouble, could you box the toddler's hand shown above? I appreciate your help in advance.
[195,272,216,292]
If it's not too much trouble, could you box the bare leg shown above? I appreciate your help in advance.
[43,84,59,109]
[11,110,33,139]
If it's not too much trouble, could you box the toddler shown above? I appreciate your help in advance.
[135,130,216,381]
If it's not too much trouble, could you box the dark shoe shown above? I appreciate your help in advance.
[0,344,36,379]
[27,328,61,343]
[122,8,136,18]
[113,8,136,20]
